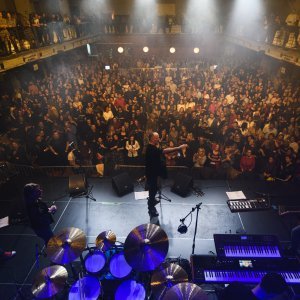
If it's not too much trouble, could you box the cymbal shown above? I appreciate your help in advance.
[31,265,68,299]
[95,230,116,251]
[46,227,87,264]
[163,283,208,300]
[151,263,188,299]
[124,223,169,272]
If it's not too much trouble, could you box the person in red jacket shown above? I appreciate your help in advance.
[240,149,256,179]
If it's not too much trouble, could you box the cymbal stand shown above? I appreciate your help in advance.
[35,243,47,270]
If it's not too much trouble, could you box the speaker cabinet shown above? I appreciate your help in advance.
[69,174,87,196]
[171,173,193,197]
[112,173,133,196]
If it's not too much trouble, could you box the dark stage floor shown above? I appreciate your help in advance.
[0,175,297,299]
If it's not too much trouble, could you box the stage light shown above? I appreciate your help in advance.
[194,47,200,54]
[143,46,149,53]
[169,47,176,54]
[87,43,91,55]
[117,47,124,53]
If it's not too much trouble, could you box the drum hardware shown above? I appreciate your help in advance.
[32,225,173,299]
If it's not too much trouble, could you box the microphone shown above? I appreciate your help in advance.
[177,222,188,234]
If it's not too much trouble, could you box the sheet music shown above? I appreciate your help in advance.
[134,191,149,200]
[0,216,9,228]
[226,191,246,200]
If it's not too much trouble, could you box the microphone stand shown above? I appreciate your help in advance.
[157,188,172,203]
[179,202,202,255]
[136,176,172,203]
[70,144,96,202]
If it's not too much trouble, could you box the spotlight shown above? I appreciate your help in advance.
[143,46,149,53]
[87,43,91,55]
[193,47,200,54]
[117,47,124,54]
[169,47,176,54]
[177,222,188,234]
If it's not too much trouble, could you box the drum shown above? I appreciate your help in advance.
[115,280,145,300]
[84,248,106,275]
[69,275,101,300]
[109,251,132,278]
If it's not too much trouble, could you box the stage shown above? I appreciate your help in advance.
[0,175,298,299]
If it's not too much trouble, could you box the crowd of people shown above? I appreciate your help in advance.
[0,5,298,57]
[0,11,95,56]
[0,49,299,181]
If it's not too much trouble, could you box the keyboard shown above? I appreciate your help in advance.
[214,234,281,258]
[191,255,300,285]
[227,198,270,212]
[222,245,281,258]
[203,270,299,284]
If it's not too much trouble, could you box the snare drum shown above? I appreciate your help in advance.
[115,279,145,300]
[84,248,106,275]
[109,251,132,278]
[69,275,101,300]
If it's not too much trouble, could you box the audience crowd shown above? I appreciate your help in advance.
[0,11,96,56]
[0,50,299,181]
[0,6,298,57]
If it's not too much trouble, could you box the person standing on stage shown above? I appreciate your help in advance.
[145,132,187,218]
[24,183,57,245]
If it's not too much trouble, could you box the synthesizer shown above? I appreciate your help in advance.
[214,234,281,258]
[227,198,270,212]
[191,255,300,285]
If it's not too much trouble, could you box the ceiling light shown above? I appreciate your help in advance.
[194,47,200,54]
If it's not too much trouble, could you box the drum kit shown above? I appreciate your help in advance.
[31,224,208,300]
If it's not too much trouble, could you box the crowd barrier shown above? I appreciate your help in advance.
[1,162,248,185]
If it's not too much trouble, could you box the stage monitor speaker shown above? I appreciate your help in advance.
[171,173,193,197]
[69,174,87,196]
[112,172,133,197]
